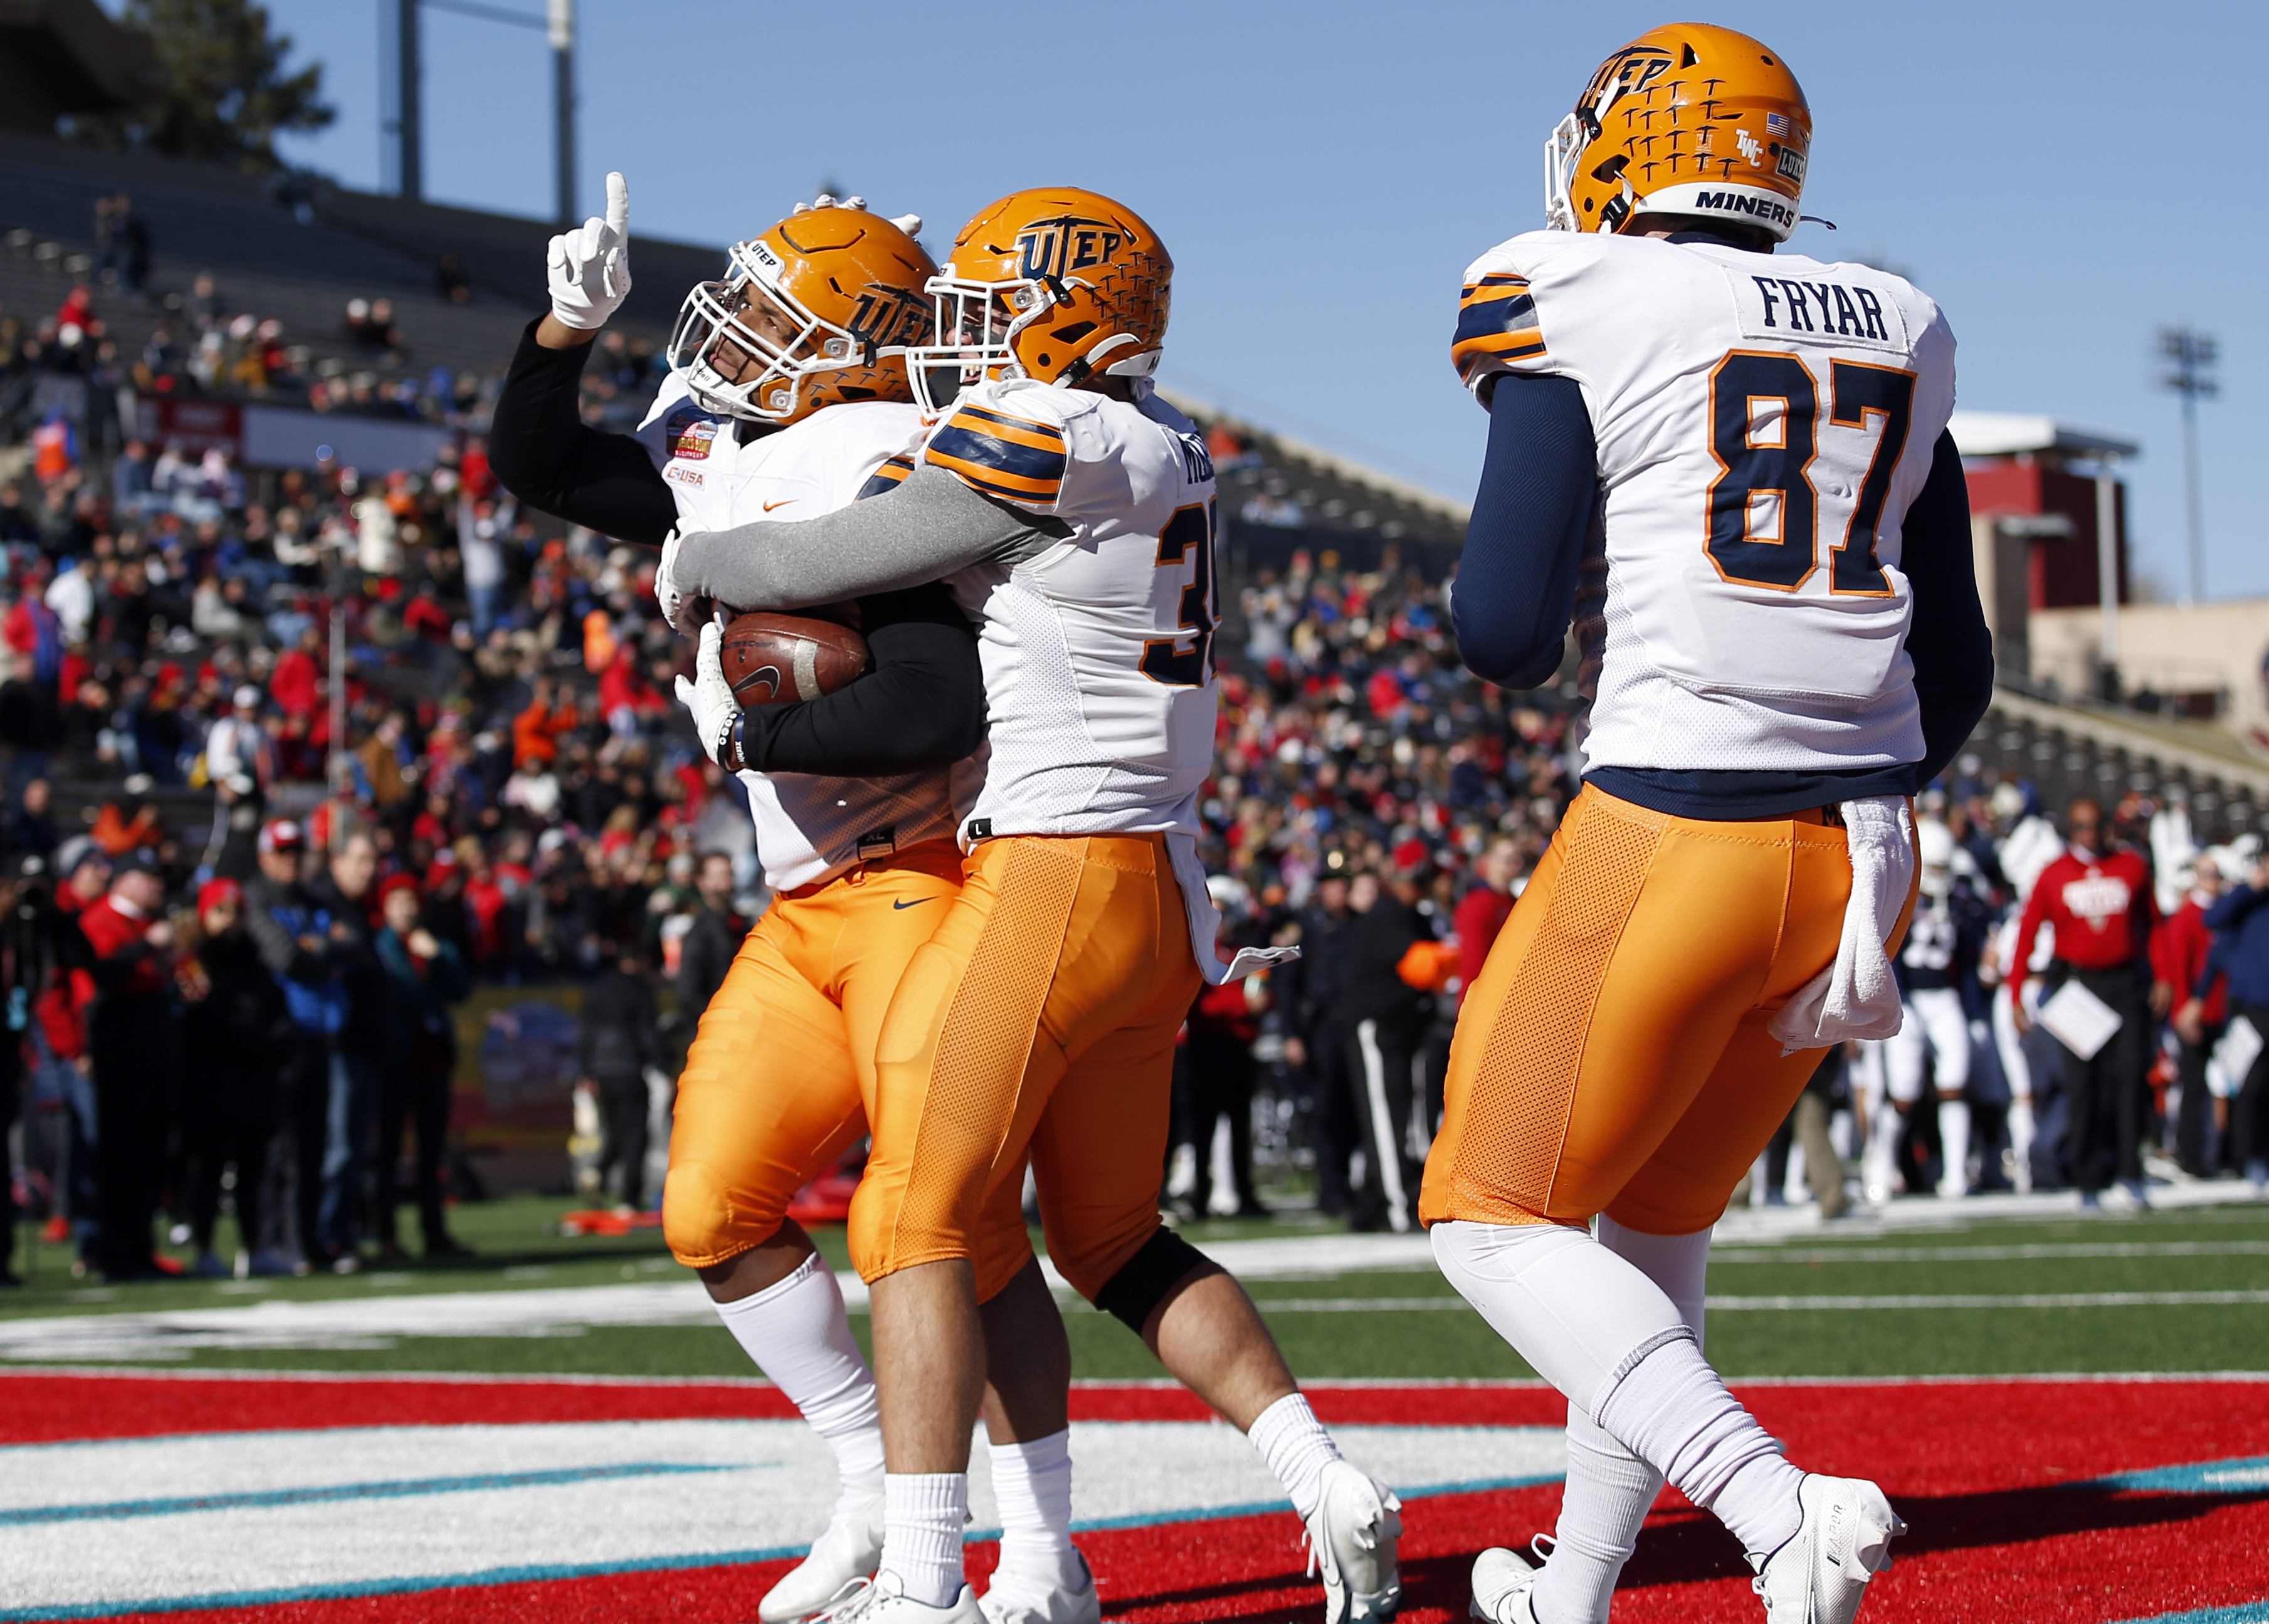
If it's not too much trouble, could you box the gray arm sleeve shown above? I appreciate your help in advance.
[673,465,1056,611]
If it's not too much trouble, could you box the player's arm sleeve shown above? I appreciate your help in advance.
[487,318,679,547]
[1449,373,1596,689]
[1900,430,1994,789]
[670,466,1047,611]
[734,582,986,775]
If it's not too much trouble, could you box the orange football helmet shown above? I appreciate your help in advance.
[668,201,936,424]
[905,187,1171,415]
[1545,23,1811,243]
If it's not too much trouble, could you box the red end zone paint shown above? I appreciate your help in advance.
[0,1371,1570,1444]
[14,1375,2269,1624]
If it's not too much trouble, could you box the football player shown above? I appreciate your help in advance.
[663,188,1404,1624]
[490,182,1085,1624]
[1418,28,1993,1624]
[1872,818,1993,1199]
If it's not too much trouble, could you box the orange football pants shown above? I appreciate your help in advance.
[1420,785,1914,1237]
[850,832,1202,1301]
[662,840,1033,1297]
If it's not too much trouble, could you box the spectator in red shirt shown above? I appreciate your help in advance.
[2008,798,2166,1206]
[2164,856,2231,1175]
[78,854,178,1279]
[1452,837,1524,1005]
[270,626,323,718]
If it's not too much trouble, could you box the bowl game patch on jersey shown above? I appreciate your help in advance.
[663,405,718,488]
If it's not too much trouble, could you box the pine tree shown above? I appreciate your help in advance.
[67,0,334,173]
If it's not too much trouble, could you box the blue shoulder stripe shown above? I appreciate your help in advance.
[926,424,1070,486]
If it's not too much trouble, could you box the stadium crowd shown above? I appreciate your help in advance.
[3,323,2266,1285]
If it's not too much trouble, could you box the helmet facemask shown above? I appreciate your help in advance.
[669,238,920,424]
[907,272,1053,416]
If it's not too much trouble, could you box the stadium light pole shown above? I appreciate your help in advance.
[414,0,575,224]
[381,0,422,199]
[2095,455,2121,679]
[2158,325,2218,607]
[550,0,576,227]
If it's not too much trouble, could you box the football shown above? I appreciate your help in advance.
[717,611,872,706]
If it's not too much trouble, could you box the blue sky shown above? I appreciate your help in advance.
[154,2,2269,598]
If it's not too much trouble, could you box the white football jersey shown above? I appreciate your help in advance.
[1453,231,1957,776]
[635,375,971,892]
[919,377,1221,842]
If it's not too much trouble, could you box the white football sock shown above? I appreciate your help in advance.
[1432,1220,1802,1563]
[712,1252,885,1507]
[987,1429,1083,1590]
[1863,1101,1903,1194]
[2008,1097,2036,1192]
[882,1472,967,1608]
[1247,1392,1342,1521]
[1535,1411,1661,1624]
[1937,1099,1971,1192]
[1532,1218,1702,1624]
[1593,1336,1802,1561]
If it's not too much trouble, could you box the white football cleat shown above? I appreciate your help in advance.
[1750,1474,1903,1624]
[978,1554,1100,1624]
[760,1492,885,1623]
[806,1573,983,1624]
[1467,1538,1548,1624]
[1303,1460,1404,1624]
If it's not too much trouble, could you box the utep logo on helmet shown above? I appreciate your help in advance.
[846,283,929,350]
[1017,216,1127,281]
[1586,44,1671,113]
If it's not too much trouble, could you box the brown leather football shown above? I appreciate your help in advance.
[719,611,872,706]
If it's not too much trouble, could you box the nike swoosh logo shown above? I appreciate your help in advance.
[892,898,935,910]
[763,499,796,512]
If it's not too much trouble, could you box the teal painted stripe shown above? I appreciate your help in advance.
[0,1544,812,1623]
[1,1461,745,1526]
[2081,1455,2269,1496]
[2112,1605,2269,1624]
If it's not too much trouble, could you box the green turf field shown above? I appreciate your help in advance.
[6,1194,2266,1381]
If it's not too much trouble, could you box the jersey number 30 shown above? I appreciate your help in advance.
[1141,500,1220,687]
[1705,352,1915,596]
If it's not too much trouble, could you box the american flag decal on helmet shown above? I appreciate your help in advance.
[1766,112,1790,135]
[924,405,1068,506]
[1450,273,1547,384]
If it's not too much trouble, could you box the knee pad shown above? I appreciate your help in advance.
[663,1160,781,1268]
[1093,1226,1213,1334]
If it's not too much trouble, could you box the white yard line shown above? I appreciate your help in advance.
[1248,1291,2269,1312]
[1709,1240,2269,1263]
[3,1184,2262,1360]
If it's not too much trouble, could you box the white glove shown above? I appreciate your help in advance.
[546,171,633,331]
[655,526,705,639]
[674,621,740,768]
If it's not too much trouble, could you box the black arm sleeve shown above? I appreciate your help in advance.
[736,582,987,776]
[1901,430,1994,788]
[1450,373,1597,688]
[487,318,679,547]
